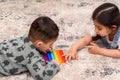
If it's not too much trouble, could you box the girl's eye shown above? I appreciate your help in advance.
[98,28,102,30]
[98,29,102,30]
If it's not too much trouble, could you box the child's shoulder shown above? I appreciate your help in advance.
[0,35,28,44]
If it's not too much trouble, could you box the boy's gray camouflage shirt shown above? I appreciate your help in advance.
[0,35,60,80]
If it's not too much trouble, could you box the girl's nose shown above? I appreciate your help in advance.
[95,29,98,33]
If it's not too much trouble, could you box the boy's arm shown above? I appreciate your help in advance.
[26,54,60,80]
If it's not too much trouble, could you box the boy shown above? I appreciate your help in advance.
[0,16,60,80]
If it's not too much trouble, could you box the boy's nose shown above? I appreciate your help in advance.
[49,47,53,51]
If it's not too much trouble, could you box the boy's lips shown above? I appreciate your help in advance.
[43,50,50,53]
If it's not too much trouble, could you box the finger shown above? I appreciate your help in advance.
[62,54,65,57]
[84,45,93,48]
[72,54,78,60]
[67,56,71,62]
[65,55,71,62]
[75,55,78,60]
[71,56,75,60]
[90,42,97,46]
[65,55,69,60]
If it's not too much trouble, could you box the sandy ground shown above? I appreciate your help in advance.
[0,0,120,80]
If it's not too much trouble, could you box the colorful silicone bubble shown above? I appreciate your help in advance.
[43,50,66,64]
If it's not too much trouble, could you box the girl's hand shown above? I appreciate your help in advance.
[85,42,101,54]
[65,49,78,62]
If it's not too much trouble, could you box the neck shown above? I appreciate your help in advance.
[28,35,37,47]
[108,28,118,41]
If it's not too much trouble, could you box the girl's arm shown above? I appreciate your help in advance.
[65,34,92,61]
[86,42,120,58]
[71,34,92,51]
[97,48,120,58]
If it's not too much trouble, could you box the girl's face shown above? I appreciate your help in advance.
[93,20,111,37]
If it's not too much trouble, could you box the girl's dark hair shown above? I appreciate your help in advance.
[28,16,59,43]
[92,3,120,27]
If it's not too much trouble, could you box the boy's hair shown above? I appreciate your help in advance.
[28,16,59,43]
[92,3,120,27]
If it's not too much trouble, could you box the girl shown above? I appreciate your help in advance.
[65,3,120,61]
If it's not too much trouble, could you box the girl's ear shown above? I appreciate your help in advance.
[111,25,117,30]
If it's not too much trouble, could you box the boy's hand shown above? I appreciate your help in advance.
[85,42,101,54]
[65,49,78,62]
[52,60,60,65]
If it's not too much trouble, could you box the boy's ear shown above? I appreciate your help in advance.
[34,40,43,47]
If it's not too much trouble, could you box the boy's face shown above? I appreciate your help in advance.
[35,38,57,53]
[93,20,111,37]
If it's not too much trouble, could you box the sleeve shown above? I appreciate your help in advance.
[26,54,60,80]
